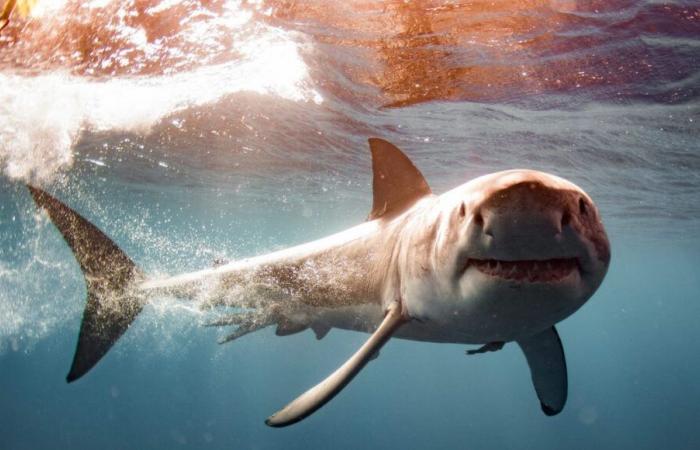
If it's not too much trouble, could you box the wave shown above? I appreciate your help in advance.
[0,0,322,182]
[260,0,700,107]
[0,0,697,223]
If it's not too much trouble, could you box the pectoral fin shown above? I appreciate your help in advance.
[265,302,405,427]
[517,326,567,416]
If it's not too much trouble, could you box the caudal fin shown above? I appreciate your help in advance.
[28,186,144,382]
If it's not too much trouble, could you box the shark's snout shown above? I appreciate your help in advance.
[469,180,584,261]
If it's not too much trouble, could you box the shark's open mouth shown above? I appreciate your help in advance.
[468,258,580,283]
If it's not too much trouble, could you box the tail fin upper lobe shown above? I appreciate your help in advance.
[28,186,143,382]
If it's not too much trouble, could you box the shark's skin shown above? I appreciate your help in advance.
[28,137,610,427]
[142,169,609,346]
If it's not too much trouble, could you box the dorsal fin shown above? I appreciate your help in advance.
[367,138,431,220]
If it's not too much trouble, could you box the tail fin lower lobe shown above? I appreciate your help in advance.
[28,186,143,382]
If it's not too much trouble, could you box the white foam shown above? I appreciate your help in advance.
[0,1,322,183]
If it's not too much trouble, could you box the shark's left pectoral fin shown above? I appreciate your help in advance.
[517,326,567,416]
[266,302,405,427]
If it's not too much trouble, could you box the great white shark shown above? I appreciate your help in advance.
[28,138,610,427]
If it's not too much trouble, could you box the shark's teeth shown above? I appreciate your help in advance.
[469,258,579,282]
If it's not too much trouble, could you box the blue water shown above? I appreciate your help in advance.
[1,1,699,449]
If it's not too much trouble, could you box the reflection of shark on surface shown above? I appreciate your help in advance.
[28,138,610,427]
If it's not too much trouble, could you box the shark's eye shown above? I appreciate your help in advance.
[473,211,484,226]
[579,198,588,216]
[459,202,466,218]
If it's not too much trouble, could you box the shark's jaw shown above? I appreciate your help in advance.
[466,257,580,283]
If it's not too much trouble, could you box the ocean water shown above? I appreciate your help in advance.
[1,0,699,449]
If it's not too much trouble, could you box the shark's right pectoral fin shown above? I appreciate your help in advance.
[265,302,405,427]
[517,326,568,416]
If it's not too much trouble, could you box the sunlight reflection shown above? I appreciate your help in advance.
[255,0,642,106]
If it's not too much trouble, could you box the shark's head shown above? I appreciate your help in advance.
[366,139,609,342]
[405,169,610,341]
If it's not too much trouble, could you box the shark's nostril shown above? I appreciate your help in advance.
[561,211,571,228]
[579,198,588,216]
[475,212,493,237]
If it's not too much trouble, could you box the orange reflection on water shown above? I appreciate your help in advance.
[258,0,644,106]
[0,0,240,76]
[1,0,686,105]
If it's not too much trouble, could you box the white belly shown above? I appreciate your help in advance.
[310,303,517,345]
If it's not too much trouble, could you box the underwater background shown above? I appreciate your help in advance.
[1,0,699,448]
